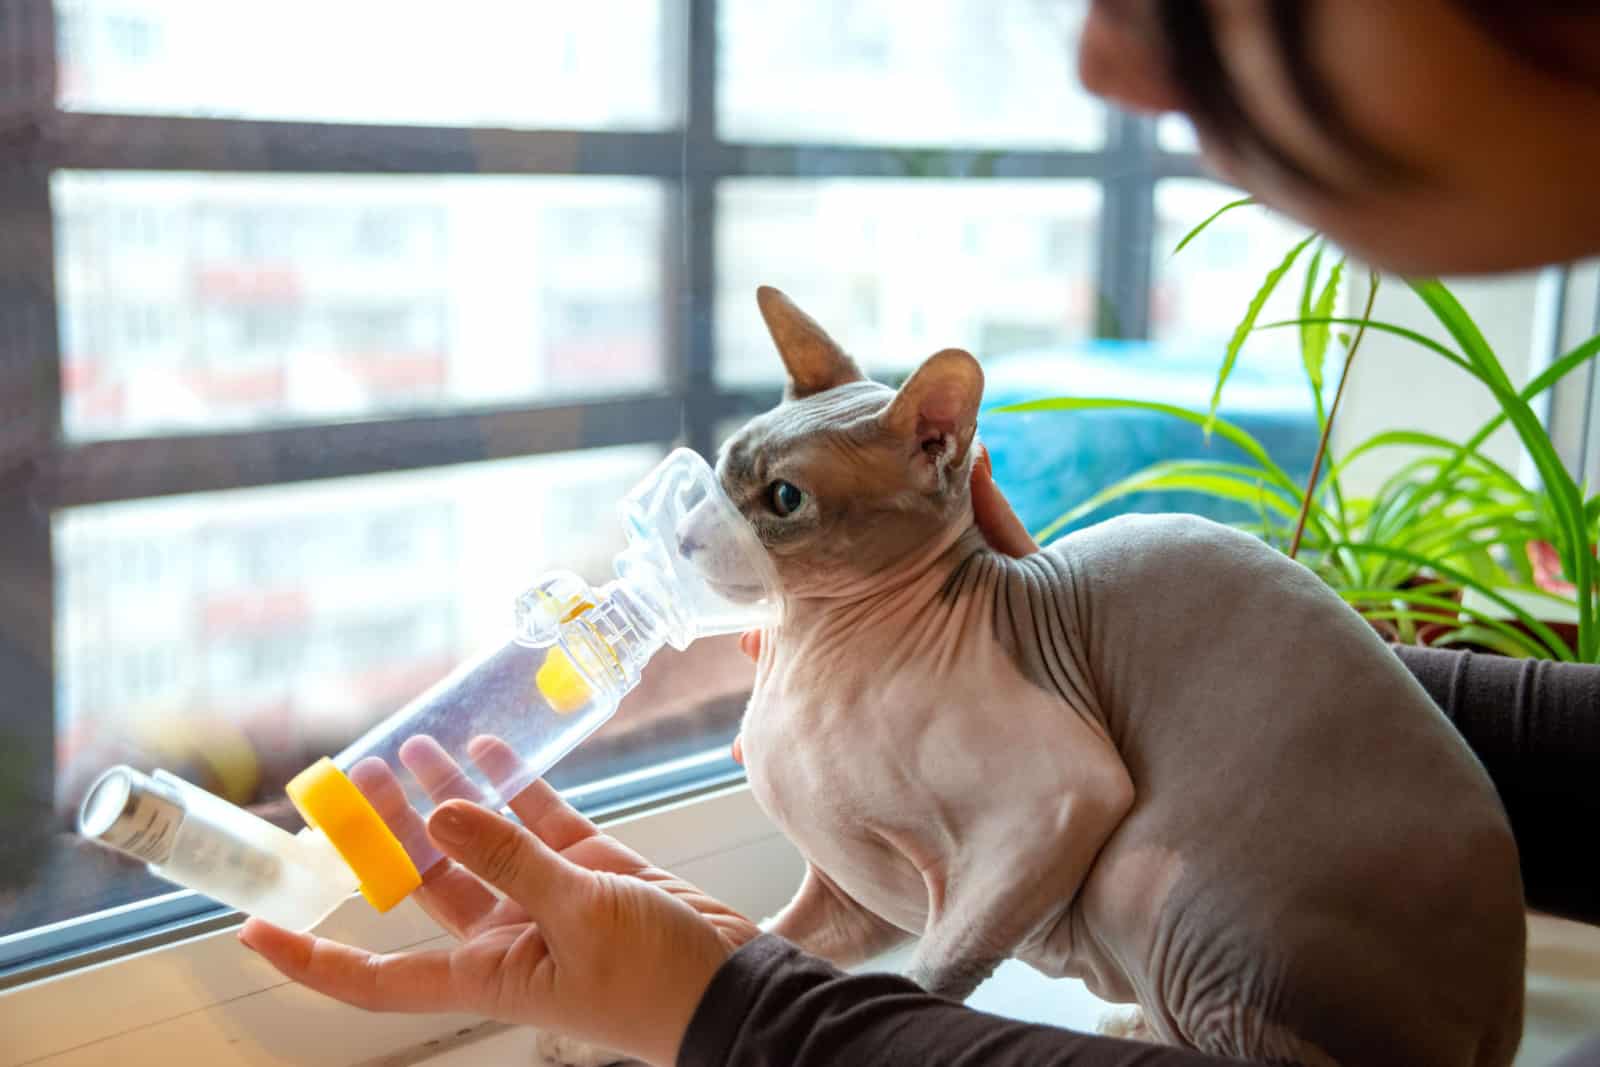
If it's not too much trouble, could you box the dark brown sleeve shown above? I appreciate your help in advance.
[1392,644,1600,926]
[679,935,1239,1067]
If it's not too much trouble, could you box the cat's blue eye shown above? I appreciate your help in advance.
[767,480,805,517]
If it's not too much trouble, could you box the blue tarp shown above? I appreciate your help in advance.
[978,340,1322,542]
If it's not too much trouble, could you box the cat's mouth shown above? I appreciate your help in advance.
[702,576,768,604]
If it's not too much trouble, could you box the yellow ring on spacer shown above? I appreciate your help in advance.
[286,757,421,913]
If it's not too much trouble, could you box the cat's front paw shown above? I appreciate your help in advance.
[531,1030,633,1067]
[1098,1007,1157,1043]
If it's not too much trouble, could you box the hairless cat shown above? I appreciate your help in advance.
[702,287,1525,1066]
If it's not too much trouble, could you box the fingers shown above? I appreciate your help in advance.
[416,862,507,941]
[347,756,446,877]
[239,918,462,1015]
[466,736,597,853]
[971,444,1039,558]
[400,735,487,804]
[397,736,597,933]
[428,800,587,921]
[346,752,499,939]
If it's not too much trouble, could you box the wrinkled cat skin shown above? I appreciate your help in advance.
[721,287,1526,1066]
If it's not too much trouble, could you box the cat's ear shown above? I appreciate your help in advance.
[757,286,864,399]
[880,348,984,489]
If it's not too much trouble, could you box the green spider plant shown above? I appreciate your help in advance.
[996,201,1600,662]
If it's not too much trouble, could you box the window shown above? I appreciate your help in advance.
[0,0,1287,980]
[718,0,1101,149]
[716,179,1103,386]
[1151,179,1310,367]
[53,0,678,130]
[55,172,668,439]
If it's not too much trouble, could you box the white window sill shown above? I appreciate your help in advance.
[5,783,1597,1067]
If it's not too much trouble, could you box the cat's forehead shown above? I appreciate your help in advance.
[723,380,893,478]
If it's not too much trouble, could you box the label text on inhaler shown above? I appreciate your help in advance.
[106,791,181,864]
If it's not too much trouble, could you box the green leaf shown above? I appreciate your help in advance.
[1279,312,1600,652]
[1259,316,1474,375]
[1328,430,1528,497]
[1301,258,1345,399]
[1171,196,1255,257]
[1298,241,1326,400]
[1342,591,1550,660]
[1431,626,1549,659]
[1407,279,1596,659]
[1208,234,1317,433]
[1332,541,1575,660]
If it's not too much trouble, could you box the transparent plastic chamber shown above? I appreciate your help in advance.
[79,449,781,928]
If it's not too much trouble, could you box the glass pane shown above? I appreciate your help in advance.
[54,172,667,440]
[1158,114,1200,153]
[716,179,1102,387]
[1151,179,1311,366]
[719,0,1102,149]
[55,0,677,130]
[0,444,760,937]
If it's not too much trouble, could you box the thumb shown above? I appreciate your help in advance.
[971,445,1039,558]
[428,800,586,918]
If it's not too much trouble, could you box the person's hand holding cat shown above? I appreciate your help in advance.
[969,444,1037,559]
[238,747,760,1067]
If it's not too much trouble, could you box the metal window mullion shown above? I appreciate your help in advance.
[0,0,58,910]
[1094,110,1156,340]
[708,142,1110,180]
[29,111,1120,184]
[0,0,53,119]
[678,0,720,457]
[35,114,694,177]
[38,394,696,508]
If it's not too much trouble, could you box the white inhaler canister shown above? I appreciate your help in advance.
[78,765,359,931]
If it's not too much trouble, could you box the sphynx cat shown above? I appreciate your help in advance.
[707,286,1525,1066]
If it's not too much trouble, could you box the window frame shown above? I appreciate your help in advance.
[0,0,1202,981]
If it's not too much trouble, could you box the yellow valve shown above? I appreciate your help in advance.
[286,758,421,912]
[536,646,594,714]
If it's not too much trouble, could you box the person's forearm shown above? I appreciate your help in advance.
[679,935,1238,1067]
[1392,644,1600,925]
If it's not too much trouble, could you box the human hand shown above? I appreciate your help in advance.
[971,442,1039,558]
[238,737,760,1067]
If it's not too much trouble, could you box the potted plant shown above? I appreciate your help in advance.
[995,202,1600,662]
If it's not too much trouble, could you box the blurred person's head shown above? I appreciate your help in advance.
[1078,0,1600,274]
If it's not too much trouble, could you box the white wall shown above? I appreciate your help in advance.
[1546,263,1600,484]
[1330,264,1600,496]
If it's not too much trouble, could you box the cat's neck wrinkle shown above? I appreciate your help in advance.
[782,514,991,639]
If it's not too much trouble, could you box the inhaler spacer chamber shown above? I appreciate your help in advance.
[79,448,780,928]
